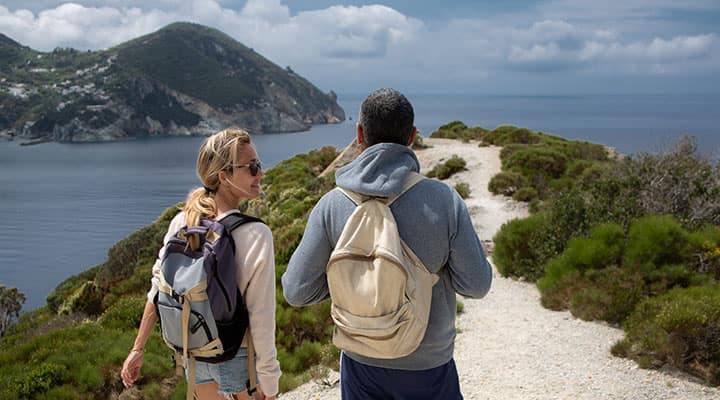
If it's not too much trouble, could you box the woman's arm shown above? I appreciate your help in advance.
[120,300,158,387]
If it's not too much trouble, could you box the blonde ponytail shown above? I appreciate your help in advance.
[182,127,251,250]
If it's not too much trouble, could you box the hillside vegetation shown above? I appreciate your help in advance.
[0,23,344,143]
[2,124,718,398]
[471,125,720,386]
[0,146,340,399]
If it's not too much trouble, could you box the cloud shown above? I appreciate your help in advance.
[0,0,717,93]
[0,4,175,50]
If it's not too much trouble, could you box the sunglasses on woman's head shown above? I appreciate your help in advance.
[232,161,263,176]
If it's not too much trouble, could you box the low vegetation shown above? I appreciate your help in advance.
[429,120,486,141]
[426,155,467,180]
[0,146,340,399]
[489,132,720,385]
[4,123,718,397]
[455,182,471,199]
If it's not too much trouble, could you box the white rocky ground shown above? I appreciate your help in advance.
[279,138,720,400]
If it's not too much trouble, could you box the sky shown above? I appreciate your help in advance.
[0,0,719,95]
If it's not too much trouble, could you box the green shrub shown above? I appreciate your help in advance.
[482,126,541,146]
[493,213,557,281]
[569,267,646,324]
[688,225,720,279]
[512,186,537,202]
[537,223,623,284]
[624,215,690,272]
[412,134,429,149]
[488,171,526,196]
[46,266,100,313]
[58,281,103,316]
[98,295,146,330]
[502,147,568,179]
[430,121,486,141]
[12,362,67,399]
[426,155,467,180]
[454,182,471,199]
[620,285,720,385]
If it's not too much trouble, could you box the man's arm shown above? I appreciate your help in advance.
[447,191,493,298]
[282,197,333,306]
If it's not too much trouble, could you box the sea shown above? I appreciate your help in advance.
[1,93,719,311]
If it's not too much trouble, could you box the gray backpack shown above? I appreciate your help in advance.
[154,212,261,399]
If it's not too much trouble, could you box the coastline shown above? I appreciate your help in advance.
[278,138,720,399]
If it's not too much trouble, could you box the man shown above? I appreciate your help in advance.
[282,88,492,399]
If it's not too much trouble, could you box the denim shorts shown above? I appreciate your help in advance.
[188,347,249,394]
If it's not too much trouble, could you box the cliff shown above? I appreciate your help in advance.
[0,22,345,143]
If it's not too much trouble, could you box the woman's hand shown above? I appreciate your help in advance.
[120,349,144,387]
[254,384,275,400]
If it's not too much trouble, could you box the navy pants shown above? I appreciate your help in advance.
[340,353,464,400]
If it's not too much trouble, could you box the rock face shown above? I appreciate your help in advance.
[0,23,345,143]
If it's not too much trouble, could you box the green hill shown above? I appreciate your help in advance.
[0,22,344,143]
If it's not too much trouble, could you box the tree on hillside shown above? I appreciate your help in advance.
[0,285,26,336]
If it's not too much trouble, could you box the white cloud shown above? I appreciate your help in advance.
[0,0,717,93]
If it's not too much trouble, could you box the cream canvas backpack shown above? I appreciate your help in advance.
[326,172,440,359]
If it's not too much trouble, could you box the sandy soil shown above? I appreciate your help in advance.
[278,138,720,400]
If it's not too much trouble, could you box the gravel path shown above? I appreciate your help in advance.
[279,139,720,399]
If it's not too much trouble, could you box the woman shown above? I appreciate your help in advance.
[121,128,281,400]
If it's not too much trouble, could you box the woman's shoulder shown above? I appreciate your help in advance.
[229,217,272,240]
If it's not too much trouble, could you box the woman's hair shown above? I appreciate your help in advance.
[183,127,251,249]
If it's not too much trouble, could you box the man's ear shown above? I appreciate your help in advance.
[356,123,366,149]
[407,127,418,147]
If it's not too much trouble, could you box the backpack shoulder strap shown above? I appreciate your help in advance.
[218,212,265,232]
[217,213,264,254]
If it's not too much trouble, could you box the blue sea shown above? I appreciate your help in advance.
[1,93,719,311]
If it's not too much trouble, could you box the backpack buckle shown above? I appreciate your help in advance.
[171,290,184,304]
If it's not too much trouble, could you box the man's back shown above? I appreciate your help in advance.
[282,87,491,399]
[282,142,491,370]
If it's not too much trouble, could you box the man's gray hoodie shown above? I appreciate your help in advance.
[282,143,492,370]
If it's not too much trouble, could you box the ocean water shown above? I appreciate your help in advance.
[1,93,718,310]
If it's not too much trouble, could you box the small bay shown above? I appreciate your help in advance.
[1,93,718,310]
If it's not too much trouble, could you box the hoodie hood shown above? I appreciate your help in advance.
[335,143,421,197]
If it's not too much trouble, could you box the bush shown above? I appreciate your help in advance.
[58,281,103,316]
[12,362,67,399]
[627,136,720,230]
[430,121,486,141]
[98,295,147,331]
[454,182,471,199]
[412,134,429,149]
[488,171,526,196]
[538,223,625,291]
[502,147,568,180]
[482,126,541,146]
[624,215,690,272]
[493,213,557,281]
[426,155,467,180]
[512,187,538,202]
[568,267,646,324]
[618,285,720,385]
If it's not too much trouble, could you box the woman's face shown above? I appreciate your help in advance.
[224,143,264,200]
